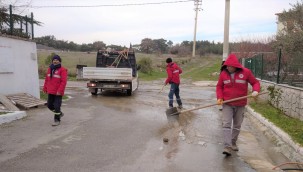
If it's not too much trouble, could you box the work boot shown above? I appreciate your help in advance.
[177,105,183,109]
[52,121,60,126]
[232,143,239,151]
[222,147,232,156]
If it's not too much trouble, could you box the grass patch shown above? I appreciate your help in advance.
[38,51,96,78]
[137,55,222,81]
[139,70,166,81]
[40,91,68,100]
[250,101,303,146]
[37,50,222,82]
[0,112,8,115]
[182,56,221,81]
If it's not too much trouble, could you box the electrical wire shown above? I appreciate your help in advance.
[14,0,194,9]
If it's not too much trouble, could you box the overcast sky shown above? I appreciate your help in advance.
[3,0,299,46]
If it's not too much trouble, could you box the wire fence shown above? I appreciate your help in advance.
[0,5,36,39]
[243,51,303,88]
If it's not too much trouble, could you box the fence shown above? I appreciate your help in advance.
[244,50,303,88]
[0,5,37,39]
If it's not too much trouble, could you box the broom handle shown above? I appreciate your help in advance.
[158,85,165,93]
[177,92,268,114]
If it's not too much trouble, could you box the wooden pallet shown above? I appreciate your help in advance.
[6,93,46,110]
[0,94,19,111]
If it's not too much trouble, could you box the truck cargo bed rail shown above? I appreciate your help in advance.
[83,67,133,80]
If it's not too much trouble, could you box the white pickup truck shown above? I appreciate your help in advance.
[82,50,139,96]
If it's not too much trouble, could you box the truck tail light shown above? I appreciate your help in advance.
[120,84,128,88]
[87,83,97,87]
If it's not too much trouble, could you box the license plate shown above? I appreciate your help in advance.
[103,85,116,88]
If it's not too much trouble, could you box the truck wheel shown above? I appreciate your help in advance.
[126,89,132,96]
[91,88,98,95]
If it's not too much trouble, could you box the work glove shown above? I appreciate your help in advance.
[217,99,223,105]
[251,91,259,97]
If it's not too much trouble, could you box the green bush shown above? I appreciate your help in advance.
[38,65,47,79]
[138,57,153,74]
[45,53,57,65]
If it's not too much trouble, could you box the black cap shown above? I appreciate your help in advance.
[166,57,172,63]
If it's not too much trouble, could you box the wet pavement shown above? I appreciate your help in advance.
[0,80,296,171]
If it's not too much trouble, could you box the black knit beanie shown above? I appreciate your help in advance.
[166,57,172,63]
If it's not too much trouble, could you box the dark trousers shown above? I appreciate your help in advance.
[47,94,62,122]
[168,83,182,107]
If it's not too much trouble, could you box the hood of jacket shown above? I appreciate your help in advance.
[221,54,243,71]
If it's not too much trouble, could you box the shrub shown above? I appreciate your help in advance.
[38,65,47,78]
[44,52,57,65]
[138,57,153,74]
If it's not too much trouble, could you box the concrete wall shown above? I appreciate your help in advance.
[261,80,303,121]
[0,36,39,98]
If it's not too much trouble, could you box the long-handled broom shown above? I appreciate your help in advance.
[166,92,268,118]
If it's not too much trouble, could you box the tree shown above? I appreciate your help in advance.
[93,41,106,50]
[80,43,93,52]
[153,38,168,54]
[271,1,303,84]
[68,41,79,51]
[140,38,154,54]
[167,40,173,48]
[274,1,303,54]
[0,1,42,37]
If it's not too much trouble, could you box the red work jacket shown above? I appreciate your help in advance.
[165,62,182,85]
[216,54,260,106]
[43,67,68,96]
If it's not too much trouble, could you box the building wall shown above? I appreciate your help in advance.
[276,14,285,34]
[0,36,39,98]
[261,80,303,121]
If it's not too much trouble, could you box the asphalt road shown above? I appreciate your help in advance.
[0,80,292,172]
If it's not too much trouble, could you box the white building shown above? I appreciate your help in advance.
[0,35,40,98]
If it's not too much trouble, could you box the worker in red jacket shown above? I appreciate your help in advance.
[216,54,260,156]
[165,57,183,109]
[43,55,68,126]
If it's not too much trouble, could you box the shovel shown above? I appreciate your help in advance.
[166,92,268,118]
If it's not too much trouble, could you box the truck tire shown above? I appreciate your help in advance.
[126,89,132,96]
[91,88,98,95]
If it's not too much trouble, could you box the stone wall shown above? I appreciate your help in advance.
[261,80,303,121]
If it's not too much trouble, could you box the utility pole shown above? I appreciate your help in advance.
[222,0,230,62]
[192,0,202,58]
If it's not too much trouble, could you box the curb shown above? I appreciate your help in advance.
[0,111,27,125]
[246,106,303,161]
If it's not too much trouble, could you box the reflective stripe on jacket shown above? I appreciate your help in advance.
[43,67,68,96]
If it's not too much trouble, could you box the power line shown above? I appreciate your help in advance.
[14,0,194,9]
